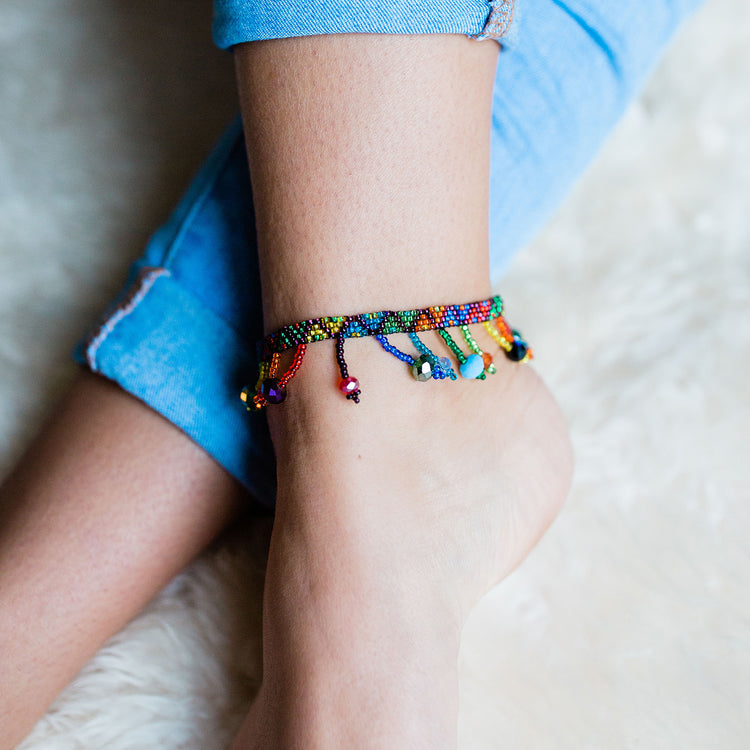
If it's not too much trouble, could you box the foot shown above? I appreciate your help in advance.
[232,325,573,749]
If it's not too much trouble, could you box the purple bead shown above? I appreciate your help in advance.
[260,378,287,404]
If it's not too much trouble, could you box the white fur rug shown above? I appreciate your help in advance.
[2,1,748,747]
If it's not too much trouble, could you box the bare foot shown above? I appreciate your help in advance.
[231,326,573,749]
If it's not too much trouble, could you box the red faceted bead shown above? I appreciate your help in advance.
[339,376,360,394]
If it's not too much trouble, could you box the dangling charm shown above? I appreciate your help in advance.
[335,335,361,403]
[438,356,457,380]
[260,378,286,404]
[407,333,451,381]
[461,324,496,376]
[339,376,360,396]
[243,294,530,411]
[411,354,436,381]
[483,318,533,364]
[459,353,484,379]
[506,330,531,362]
[240,385,265,412]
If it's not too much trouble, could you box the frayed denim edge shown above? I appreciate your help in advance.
[468,0,514,41]
[84,267,170,371]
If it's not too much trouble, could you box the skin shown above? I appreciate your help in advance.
[228,34,573,749]
[0,372,243,748]
[0,31,572,750]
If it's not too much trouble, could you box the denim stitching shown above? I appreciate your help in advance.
[85,267,170,370]
[469,0,514,41]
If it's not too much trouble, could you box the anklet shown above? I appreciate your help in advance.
[240,295,531,411]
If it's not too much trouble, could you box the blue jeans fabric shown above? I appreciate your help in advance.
[213,0,514,44]
[74,0,703,508]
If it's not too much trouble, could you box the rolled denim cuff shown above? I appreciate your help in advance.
[212,0,513,48]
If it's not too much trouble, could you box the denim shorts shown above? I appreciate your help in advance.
[73,0,702,509]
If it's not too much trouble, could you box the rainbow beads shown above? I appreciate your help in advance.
[241,295,531,410]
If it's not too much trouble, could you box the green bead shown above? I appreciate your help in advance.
[411,354,436,382]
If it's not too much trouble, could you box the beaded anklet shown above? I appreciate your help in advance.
[240,294,531,411]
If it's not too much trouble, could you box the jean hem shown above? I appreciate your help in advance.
[212,0,496,48]
[73,267,277,509]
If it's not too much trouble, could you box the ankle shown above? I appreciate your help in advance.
[246,640,459,750]
[238,535,461,750]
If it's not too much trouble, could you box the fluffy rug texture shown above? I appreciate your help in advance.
[1,1,748,748]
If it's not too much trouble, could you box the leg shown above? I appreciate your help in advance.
[0,370,244,749]
[229,33,572,749]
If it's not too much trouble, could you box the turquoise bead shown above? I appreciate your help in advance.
[459,353,484,379]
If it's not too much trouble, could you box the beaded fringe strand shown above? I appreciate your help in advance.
[241,295,531,411]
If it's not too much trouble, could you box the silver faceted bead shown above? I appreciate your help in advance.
[410,354,436,381]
